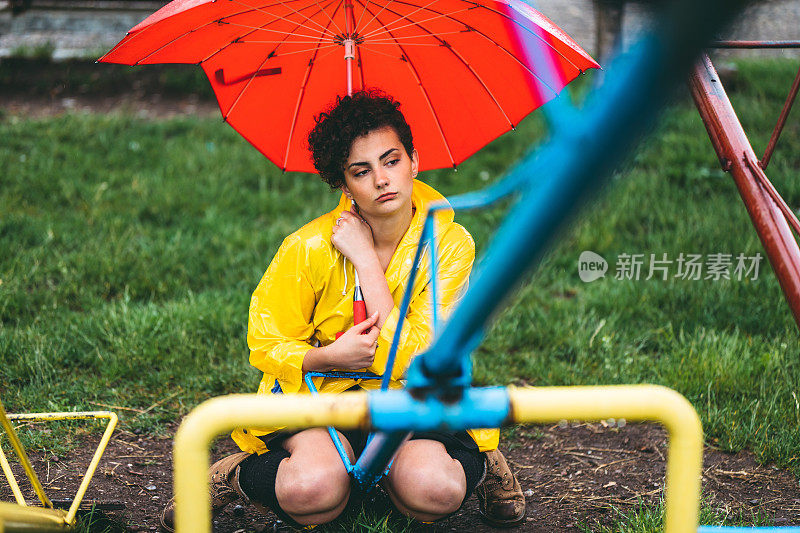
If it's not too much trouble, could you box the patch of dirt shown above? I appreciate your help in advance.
[0,59,220,118]
[1,94,220,119]
[2,422,799,532]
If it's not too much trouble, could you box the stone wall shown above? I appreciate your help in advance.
[1,0,798,60]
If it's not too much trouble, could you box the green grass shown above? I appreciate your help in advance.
[2,59,800,530]
[579,498,773,532]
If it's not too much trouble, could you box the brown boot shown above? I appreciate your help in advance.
[476,449,526,527]
[160,451,251,532]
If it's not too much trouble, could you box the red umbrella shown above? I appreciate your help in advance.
[99,0,598,173]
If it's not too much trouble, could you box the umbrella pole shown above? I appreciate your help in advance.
[344,0,355,96]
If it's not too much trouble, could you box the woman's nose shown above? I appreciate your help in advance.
[374,168,389,188]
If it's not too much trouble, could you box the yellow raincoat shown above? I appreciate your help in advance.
[232,180,499,453]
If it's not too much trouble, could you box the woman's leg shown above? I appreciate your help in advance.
[239,428,355,526]
[382,439,468,522]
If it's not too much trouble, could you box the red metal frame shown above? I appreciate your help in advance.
[689,52,800,330]
[761,65,800,169]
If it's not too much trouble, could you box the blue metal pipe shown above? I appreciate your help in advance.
[351,431,408,490]
[353,0,749,492]
[351,387,509,489]
[413,0,749,381]
[303,374,354,472]
[369,387,510,433]
[380,220,431,391]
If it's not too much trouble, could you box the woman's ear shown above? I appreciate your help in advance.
[411,149,419,179]
[341,184,352,199]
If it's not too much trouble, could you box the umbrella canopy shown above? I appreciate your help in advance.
[100,0,598,172]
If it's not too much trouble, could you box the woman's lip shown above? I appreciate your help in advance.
[376,192,397,202]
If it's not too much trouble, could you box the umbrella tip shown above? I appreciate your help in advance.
[452,164,458,173]
[511,124,516,131]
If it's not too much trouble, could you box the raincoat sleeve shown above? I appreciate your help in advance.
[248,234,318,394]
[369,225,475,381]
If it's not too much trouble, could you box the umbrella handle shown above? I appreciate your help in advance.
[353,299,367,325]
[353,270,368,332]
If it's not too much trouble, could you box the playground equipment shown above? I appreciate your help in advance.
[0,398,117,532]
[166,0,800,532]
[691,46,800,332]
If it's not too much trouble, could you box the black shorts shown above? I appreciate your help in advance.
[263,427,479,457]
[239,428,486,526]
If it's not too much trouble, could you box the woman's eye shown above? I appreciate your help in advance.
[387,159,399,166]
[355,169,368,177]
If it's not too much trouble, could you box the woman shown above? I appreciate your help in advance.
[161,90,524,531]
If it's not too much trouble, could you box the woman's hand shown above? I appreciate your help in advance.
[331,207,376,267]
[325,311,380,370]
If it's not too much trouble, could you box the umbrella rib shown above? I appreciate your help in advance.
[222,49,285,122]
[201,0,339,63]
[356,0,398,40]
[217,19,335,41]
[379,0,563,97]
[228,0,334,38]
[127,0,328,65]
[359,0,449,38]
[238,40,333,43]
[367,30,475,42]
[361,6,474,39]
[103,0,319,61]
[355,18,367,91]
[222,0,340,119]
[250,43,341,54]
[455,0,582,74]
[357,43,406,58]
[132,19,220,65]
[353,0,373,36]
[318,43,346,61]
[311,0,345,36]
[363,1,514,128]
[282,0,344,170]
[359,41,447,46]
[357,1,456,168]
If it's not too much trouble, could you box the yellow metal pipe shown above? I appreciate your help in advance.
[0,502,69,532]
[507,385,703,533]
[7,412,117,422]
[0,444,26,506]
[0,408,118,527]
[0,401,52,509]
[64,413,117,525]
[173,392,369,533]
[173,386,702,533]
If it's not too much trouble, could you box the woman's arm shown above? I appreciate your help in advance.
[248,235,320,393]
[330,208,395,327]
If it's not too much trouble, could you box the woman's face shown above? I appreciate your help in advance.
[341,126,418,220]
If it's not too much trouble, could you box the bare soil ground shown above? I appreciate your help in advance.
[2,423,799,532]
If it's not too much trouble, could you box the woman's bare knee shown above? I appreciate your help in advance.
[277,462,350,514]
[274,429,353,520]
[385,441,466,520]
[389,470,464,520]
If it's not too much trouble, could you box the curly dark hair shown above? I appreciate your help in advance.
[307,89,415,190]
